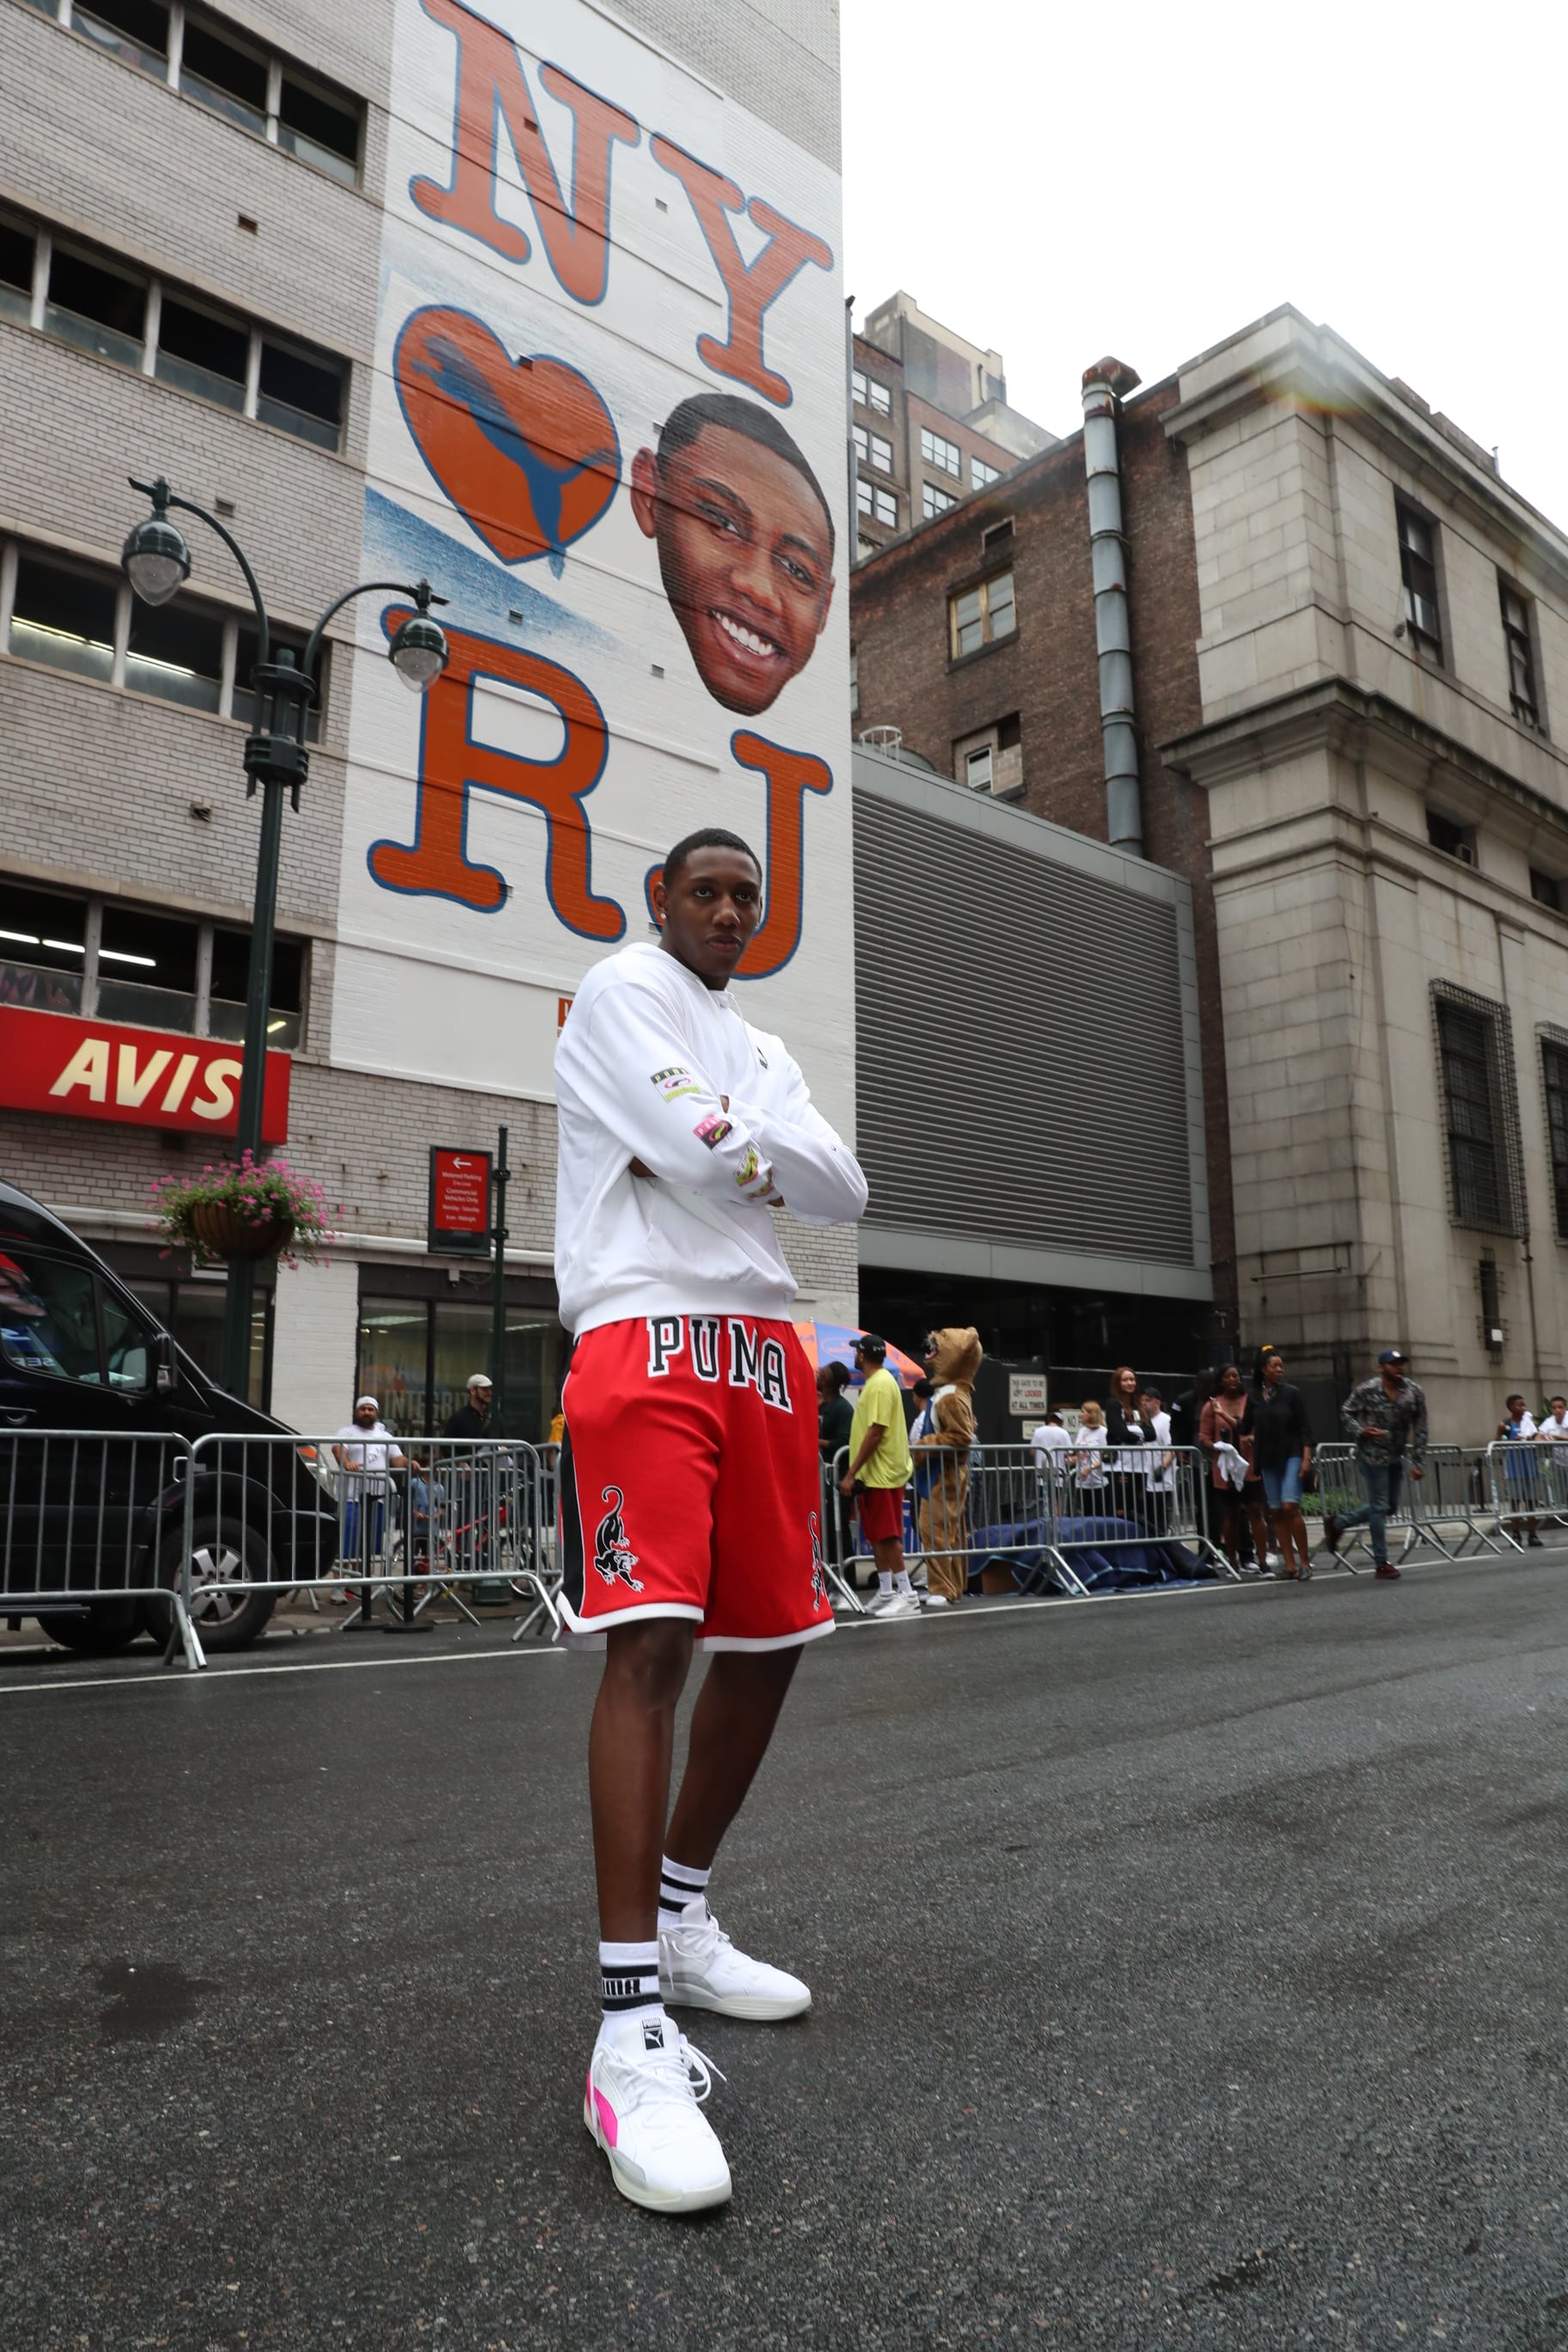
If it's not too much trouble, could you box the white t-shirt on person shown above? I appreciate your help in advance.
[334,1422,402,1499]
[1146,1408,1175,1492]
[1071,1423,1108,1490]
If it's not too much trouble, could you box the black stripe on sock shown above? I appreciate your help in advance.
[600,1988,665,2012]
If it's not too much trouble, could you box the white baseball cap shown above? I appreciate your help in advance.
[355,1394,379,1411]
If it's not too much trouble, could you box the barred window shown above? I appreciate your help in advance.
[1541,1036,1568,1239]
[1433,985,1522,1234]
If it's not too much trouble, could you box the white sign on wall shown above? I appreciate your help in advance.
[333,0,850,1139]
[1009,1373,1049,1424]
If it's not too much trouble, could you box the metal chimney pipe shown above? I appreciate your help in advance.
[1081,357,1144,856]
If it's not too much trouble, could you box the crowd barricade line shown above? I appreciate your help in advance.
[184,1432,559,1651]
[0,1427,205,1670]
[1313,1442,1513,1565]
[1484,1438,1568,1551]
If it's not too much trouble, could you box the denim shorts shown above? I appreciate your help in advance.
[1259,1458,1302,1509]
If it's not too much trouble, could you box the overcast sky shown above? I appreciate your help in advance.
[841,0,1568,529]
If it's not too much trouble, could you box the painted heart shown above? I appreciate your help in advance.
[395,306,619,576]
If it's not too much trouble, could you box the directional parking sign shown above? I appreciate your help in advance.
[428,1147,492,1255]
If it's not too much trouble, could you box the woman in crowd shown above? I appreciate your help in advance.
[1105,1364,1158,1523]
[1240,1348,1314,1578]
[1069,1399,1109,1515]
[1198,1364,1271,1571]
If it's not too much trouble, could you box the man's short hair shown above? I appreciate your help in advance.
[656,390,835,561]
[663,827,762,887]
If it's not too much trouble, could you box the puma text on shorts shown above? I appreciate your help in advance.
[557,1314,835,1651]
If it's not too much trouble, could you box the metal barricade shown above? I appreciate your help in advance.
[1314,1442,1507,1565]
[0,1428,205,1670]
[181,1432,558,1647]
[1485,1437,1568,1550]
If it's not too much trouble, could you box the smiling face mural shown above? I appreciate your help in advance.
[334,0,850,1139]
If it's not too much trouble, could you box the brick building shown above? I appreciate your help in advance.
[0,0,855,1436]
[851,291,1056,563]
[852,305,1568,1436]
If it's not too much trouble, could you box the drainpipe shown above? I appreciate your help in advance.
[1082,357,1144,855]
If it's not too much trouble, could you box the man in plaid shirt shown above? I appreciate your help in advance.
[1324,1348,1428,1578]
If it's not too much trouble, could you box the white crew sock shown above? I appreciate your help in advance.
[658,1854,711,1929]
[599,1939,665,2028]
[894,1570,914,1596]
[877,1571,894,1594]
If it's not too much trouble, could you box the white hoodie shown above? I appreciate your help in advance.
[554,940,867,1335]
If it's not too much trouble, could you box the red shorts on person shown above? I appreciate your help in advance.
[855,1484,906,1544]
[557,1314,834,1651]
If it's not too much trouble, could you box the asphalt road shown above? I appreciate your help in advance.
[3,1555,1568,2351]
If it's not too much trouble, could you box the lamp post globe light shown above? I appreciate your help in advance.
[121,473,450,1401]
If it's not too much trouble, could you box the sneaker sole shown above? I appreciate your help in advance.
[582,2096,732,2212]
[661,1981,812,2021]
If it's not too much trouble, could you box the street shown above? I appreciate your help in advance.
[3,1557,1567,2350]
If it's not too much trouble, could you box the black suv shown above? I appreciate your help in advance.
[0,1180,337,1653]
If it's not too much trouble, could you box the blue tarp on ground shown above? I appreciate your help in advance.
[966,1513,1221,1595]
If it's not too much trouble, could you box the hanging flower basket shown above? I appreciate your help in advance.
[149,1151,337,1270]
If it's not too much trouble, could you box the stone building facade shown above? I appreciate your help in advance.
[0,0,856,1438]
[851,304,1568,1436]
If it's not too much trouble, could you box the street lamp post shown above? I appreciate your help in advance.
[122,474,450,1401]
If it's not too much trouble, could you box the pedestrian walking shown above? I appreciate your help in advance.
[911,1326,982,1608]
[1324,1347,1427,1577]
[842,1333,916,1615]
[1497,1393,1543,1546]
[816,1360,856,1571]
[1198,1366,1271,1573]
[553,824,867,2214]
[331,1396,407,1577]
[1240,1349,1314,1578]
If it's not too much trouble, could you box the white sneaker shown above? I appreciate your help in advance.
[922,1592,957,1608]
[660,1897,812,2021]
[872,1592,922,1619]
[584,2011,731,2213]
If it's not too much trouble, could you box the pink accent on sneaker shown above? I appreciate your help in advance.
[593,2086,619,2147]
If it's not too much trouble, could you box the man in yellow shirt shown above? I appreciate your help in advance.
[840,1333,916,1618]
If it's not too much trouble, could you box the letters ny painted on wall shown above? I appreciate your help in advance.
[334,0,849,1126]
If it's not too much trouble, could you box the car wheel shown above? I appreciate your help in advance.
[148,1517,278,1652]
[43,1599,143,1655]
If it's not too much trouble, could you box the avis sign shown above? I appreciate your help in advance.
[0,1008,291,1140]
[333,0,852,1138]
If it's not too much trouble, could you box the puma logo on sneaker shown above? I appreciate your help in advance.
[642,2018,666,2051]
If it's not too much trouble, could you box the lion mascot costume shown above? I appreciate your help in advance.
[912,1326,983,1602]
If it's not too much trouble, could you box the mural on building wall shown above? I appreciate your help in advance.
[334,0,849,1129]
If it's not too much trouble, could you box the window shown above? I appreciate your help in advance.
[357,1296,563,1442]
[9,550,119,685]
[1542,1038,1568,1239]
[1398,503,1442,660]
[1433,986,1522,1234]
[982,518,1014,555]
[3,536,330,743]
[852,367,891,418]
[853,424,892,475]
[857,477,897,528]
[100,1285,154,1393]
[124,1271,271,1408]
[965,744,994,792]
[31,1,366,188]
[971,456,1001,490]
[948,568,1016,657]
[0,1249,102,1386]
[9,202,347,449]
[1426,809,1475,865]
[921,428,961,477]
[72,0,168,77]
[923,481,958,521]
[155,295,248,410]
[1499,579,1542,730]
[0,873,307,1046]
[0,215,36,323]
[1479,1254,1504,1354]
[1531,869,1561,913]
[45,242,146,368]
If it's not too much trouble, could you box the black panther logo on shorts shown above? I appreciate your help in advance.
[594,1486,645,1591]
[808,1510,826,1612]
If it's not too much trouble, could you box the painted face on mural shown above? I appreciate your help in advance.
[631,413,835,716]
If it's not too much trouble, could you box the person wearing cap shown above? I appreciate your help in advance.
[331,1396,407,1582]
[444,1373,493,1442]
[1326,1349,1427,1578]
[840,1334,916,1615]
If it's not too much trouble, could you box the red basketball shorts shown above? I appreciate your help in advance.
[857,1484,907,1543]
[557,1314,835,1651]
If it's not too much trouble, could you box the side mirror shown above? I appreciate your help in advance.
[155,1334,179,1394]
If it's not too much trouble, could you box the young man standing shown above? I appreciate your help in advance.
[1325,1347,1427,1577]
[841,1333,915,1615]
[554,827,867,2214]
